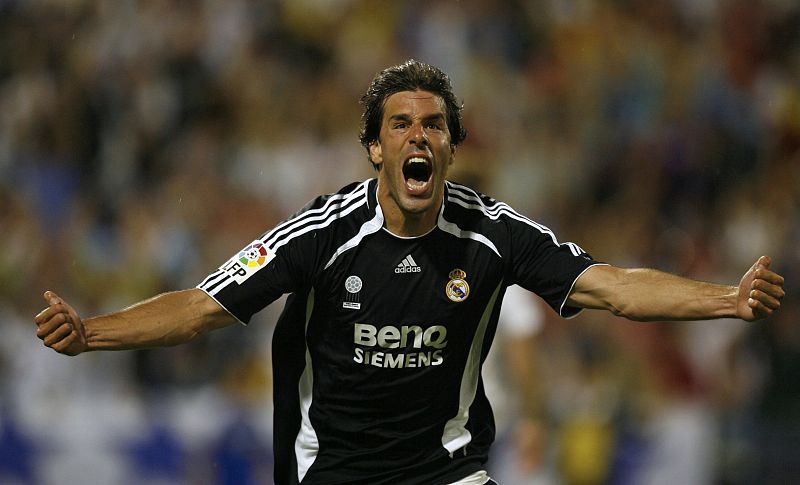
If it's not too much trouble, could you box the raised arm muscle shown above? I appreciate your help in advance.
[85,288,238,350]
[567,265,738,322]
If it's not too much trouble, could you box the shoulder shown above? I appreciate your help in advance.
[442,180,570,251]
[288,179,375,220]
[260,179,376,252]
[443,180,546,231]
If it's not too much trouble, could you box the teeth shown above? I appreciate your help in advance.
[404,156,432,188]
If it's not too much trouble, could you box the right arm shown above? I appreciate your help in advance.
[34,289,237,356]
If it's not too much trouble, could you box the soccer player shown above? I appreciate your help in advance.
[35,60,785,485]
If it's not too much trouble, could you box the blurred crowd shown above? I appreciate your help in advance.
[1,0,798,484]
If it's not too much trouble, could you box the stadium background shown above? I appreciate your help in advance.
[1,0,798,483]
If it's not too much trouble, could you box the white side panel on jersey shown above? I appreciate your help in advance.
[323,204,385,269]
[437,215,501,258]
[441,281,503,454]
[295,289,319,481]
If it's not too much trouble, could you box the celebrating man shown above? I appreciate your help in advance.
[35,60,785,485]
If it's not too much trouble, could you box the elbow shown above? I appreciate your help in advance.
[607,302,650,322]
[160,324,209,347]
[608,305,633,320]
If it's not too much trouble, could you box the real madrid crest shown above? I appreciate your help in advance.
[446,268,470,302]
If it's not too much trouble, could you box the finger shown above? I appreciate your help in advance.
[750,289,781,310]
[35,292,69,325]
[36,312,69,339]
[748,298,773,319]
[51,332,77,354]
[43,290,63,306]
[754,268,785,286]
[35,307,54,325]
[43,322,74,348]
[34,304,67,326]
[753,279,786,300]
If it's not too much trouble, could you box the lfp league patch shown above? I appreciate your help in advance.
[221,240,276,284]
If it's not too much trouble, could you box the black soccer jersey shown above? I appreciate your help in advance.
[198,179,601,485]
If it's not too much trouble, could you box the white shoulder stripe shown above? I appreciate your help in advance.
[447,182,587,255]
[272,196,367,255]
[263,181,369,250]
[447,184,561,246]
[564,241,587,257]
[200,181,371,296]
[198,270,226,289]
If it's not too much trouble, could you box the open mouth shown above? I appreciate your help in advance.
[403,157,433,191]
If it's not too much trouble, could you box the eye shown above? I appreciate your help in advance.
[425,117,447,131]
[393,121,408,129]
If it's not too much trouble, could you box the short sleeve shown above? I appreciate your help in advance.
[197,233,318,324]
[507,218,602,318]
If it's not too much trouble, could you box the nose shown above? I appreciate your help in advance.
[409,123,428,146]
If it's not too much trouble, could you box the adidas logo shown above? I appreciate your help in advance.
[395,254,422,273]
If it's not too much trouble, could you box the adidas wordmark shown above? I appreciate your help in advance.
[395,254,421,273]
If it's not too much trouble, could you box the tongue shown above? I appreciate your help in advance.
[406,177,429,195]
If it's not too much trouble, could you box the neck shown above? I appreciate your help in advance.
[383,210,439,237]
[378,185,442,238]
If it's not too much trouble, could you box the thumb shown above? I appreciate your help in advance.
[756,255,771,270]
[44,290,63,306]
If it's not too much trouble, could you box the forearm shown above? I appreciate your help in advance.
[569,266,739,322]
[84,289,235,350]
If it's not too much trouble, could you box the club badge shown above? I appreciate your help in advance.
[446,268,470,303]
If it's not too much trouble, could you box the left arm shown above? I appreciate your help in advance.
[567,256,785,322]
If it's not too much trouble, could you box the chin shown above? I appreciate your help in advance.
[399,198,436,216]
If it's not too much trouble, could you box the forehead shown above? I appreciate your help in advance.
[382,90,446,119]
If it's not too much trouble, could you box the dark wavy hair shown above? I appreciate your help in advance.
[359,60,467,168]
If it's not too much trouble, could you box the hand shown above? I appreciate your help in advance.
[34,291,89,356]
[737,256,785,321]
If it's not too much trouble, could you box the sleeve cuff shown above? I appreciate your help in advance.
[197,286,249,326]
[558,263,609,319]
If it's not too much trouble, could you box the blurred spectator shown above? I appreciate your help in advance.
[484,285,551,485]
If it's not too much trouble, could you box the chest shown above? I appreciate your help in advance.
[316,230,504,326]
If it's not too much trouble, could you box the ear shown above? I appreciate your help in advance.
[448,145,456,166]
[369,141,383,167]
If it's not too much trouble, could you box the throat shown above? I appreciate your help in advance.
[384,213,438,237]
[378,182,442,237]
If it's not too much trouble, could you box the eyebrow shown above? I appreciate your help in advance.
[387,112,446,123]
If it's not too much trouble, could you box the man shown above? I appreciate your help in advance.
[35,60,785,485]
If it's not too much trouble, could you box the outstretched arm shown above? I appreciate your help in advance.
[567,256,785,322]
[34,288,238,356]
